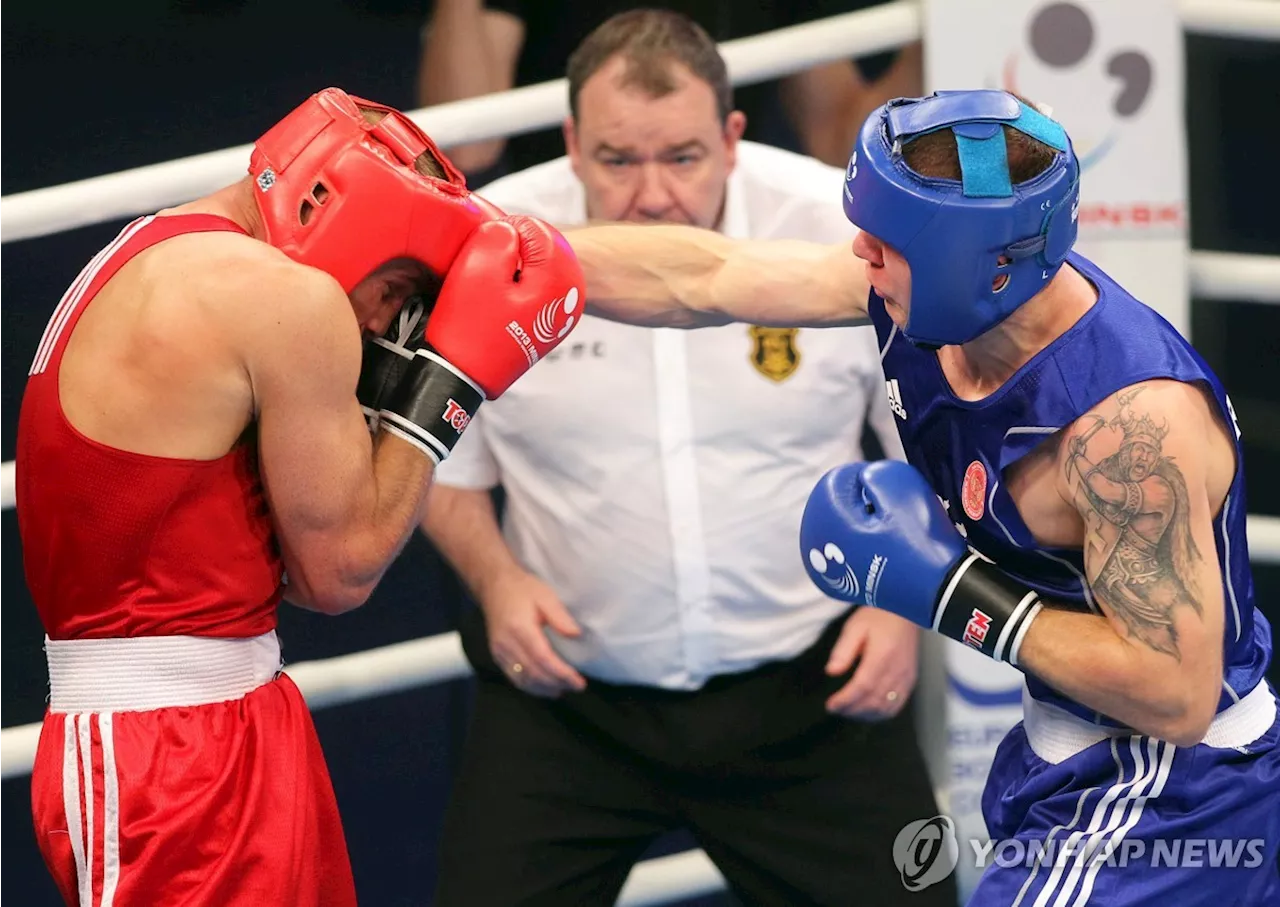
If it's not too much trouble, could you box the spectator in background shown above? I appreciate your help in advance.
[416,0,922,181]
[777,25,923,167]
[420,10,950,906]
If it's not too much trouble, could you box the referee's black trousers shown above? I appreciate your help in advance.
[434,612,957,907]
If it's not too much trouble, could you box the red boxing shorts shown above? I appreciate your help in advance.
[30,632,356,907]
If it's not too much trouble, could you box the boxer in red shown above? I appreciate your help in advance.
[16,87,584,906]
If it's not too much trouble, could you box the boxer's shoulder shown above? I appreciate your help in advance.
[133,233,355,373]
[224,254,354,356]
[176,229,320,278]
[1055,377,1231,509]
[172,235,346,320]
[1060,379,1215,456]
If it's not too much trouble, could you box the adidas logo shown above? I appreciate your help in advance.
[886,378,907,420]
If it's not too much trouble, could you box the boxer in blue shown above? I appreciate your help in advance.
[568,90,1279,905]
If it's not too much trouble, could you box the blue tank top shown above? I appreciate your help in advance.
[869,251,1271,725]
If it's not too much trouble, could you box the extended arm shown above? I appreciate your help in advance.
[566,223,871,329]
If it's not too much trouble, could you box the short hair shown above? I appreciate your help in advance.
[901,97,1058,184]
[902,125,1057,184]
[359,107,447,180]
[567,9,732,123]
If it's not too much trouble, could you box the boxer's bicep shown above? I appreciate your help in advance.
[244,269,378,605]
[1017,383,1225,742]
[1066,382,1224,692]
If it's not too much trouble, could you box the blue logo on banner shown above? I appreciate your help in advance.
[947,673,1023,707]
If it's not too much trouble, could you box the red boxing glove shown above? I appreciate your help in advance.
[374,215,584,463]
[427,216,585,398]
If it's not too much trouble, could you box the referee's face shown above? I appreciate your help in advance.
[566,55,746,230]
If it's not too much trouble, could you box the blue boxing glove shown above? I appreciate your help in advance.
[801,460,1043,666]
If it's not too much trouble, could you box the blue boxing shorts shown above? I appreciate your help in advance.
[968,682,1280,906]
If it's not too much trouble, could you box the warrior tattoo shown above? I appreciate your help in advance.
[1064,386,1203,659]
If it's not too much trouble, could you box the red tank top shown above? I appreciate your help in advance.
[17,214,283,640]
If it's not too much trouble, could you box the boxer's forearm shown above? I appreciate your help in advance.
[1017,606,1220,746]
[568,224,871,329]
[420,483,525,603]
[279,433,434,615]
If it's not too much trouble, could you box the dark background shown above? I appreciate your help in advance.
[3,2,1278,905]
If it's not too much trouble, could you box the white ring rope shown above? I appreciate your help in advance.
[1188,251,1280,305]
[0,634,731,904]
[4,513,1279,779]
[3,4,1279,904]
[1179,0,1280,41]
[3,0,1278,243]
[1,0,1279,762]
[0,1,921,244]
[0,633,469,780]
[1,461,14,511]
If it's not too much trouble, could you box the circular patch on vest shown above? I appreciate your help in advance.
[962,460,987,521]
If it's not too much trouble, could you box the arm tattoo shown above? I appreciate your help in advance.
[1064,385,1203,659]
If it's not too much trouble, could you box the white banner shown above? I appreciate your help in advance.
[939,642,1025,900]
[920,2,1188,901]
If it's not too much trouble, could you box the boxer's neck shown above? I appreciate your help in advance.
[940,264,1099,400]
[163,178,265,240]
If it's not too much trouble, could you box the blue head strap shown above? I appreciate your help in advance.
[844,90,1080,346]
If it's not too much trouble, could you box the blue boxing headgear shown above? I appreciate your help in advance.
[843,90,1080,347]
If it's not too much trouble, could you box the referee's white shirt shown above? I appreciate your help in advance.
[436,141,904,690]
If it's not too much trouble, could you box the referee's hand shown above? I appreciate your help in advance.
[824,607,918,721]
[481,571,588,697]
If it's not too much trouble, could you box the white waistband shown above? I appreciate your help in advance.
[1023,681,1277,764]
[46,631,282,714]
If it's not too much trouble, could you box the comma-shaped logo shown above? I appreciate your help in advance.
[893,816,960,892]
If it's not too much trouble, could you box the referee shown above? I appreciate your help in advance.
[421,11,951,906]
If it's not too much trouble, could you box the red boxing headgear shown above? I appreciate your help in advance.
[249,88,491,292]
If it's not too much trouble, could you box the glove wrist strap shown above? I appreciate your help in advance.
[933,554,1043,666]
[378,351,485,465]
[356,339,414,428]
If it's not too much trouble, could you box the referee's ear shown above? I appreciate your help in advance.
[722,110,747,171]
[563,116,582,173]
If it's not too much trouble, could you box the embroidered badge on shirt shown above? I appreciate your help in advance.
[748,326,800,382]
[962,460,987,521]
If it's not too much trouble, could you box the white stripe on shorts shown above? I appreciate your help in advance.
[62,715,89,906]
[100,713,120,907]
